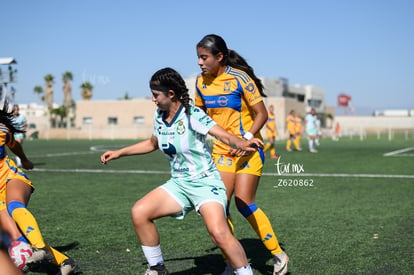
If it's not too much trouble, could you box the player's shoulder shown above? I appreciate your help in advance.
[225,66,251,83]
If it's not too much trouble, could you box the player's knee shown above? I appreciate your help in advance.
[209,226,230,247]
[131,202,150,225]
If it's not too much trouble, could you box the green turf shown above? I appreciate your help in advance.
[17,136,414,274]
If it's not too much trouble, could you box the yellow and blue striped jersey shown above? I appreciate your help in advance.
[195,66,263,154]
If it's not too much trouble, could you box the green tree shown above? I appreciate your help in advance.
[80,81,93,100]
[44,74,55,110]
[33,85,44,102]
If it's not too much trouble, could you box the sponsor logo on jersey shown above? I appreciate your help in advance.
[217,96,228,106]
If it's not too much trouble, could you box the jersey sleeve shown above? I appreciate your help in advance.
[189,106,216,135]
[194,77,205,108]
[240,75,263,107]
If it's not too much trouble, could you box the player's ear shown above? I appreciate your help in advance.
[168,89,175,99]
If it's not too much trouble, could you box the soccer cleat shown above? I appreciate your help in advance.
[286,148,292,152]
[310,148,318,153]
[26,246,54,266]
[144,263,170,275]
[273,251,289,275]
[220,262,234,275]
[60,257,79,275]
[270,155,279,159]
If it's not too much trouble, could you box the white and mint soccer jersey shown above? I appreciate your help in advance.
[153,105,220,181]
[305,113,318,136]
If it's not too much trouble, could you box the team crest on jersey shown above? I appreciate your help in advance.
[223,81,231,92]
[176,120,185,135]
[245,83,255,93]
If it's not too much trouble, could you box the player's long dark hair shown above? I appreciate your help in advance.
[150,67,192,115]
[197,34,266,97]
[0,100,24,134]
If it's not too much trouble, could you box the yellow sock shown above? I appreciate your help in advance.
[11,207,46,249]
[264,143,271,152]
[246,208,282,255]
[286,140,291,149]
[47,245,68,265]
[270,146,276,156]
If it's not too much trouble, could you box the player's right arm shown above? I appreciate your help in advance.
[101,135,159,164]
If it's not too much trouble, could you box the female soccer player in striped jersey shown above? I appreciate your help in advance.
[195,34,288,275]
[0,100,78,274]
[100,67,263,275]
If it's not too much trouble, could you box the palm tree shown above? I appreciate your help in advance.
[80,81,93,100]
[62,71,73,114]
[33,85,44,103]
[44,74,54,110]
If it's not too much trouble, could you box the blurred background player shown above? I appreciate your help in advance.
[315,115,322,146]
[294,113,303,151]
[333,122,341,141]
[305,108,318,153]
[285,110,296,152]
[264,104,278,159]
[11,104,27,167]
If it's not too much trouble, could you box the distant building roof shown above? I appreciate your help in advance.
[0,57,17,65]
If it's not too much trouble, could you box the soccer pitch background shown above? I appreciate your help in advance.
[20,136,413,274]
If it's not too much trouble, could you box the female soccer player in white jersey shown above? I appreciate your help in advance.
[195,34,288,275]
[100,67,264,275]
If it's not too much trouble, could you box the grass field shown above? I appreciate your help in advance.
[19,135,414,275]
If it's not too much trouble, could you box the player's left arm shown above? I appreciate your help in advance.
[209,124,263,152]
[8,141,33,170]
[247,101,268,136]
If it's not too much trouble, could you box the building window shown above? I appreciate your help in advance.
[308,99,322,108]
[133,116,145,125]
[108,117,118,125]
[83,117,93,125]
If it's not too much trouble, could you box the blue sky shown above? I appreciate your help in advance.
[2,0,413,115]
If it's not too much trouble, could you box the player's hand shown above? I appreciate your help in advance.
[100,150,121,164]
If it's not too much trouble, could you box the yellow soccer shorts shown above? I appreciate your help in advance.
[212,150,264,176]
[0,158,33,211]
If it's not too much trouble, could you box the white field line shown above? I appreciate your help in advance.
[30,168,414,179]
[383,147,414,157]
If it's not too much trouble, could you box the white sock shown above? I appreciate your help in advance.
[141,244,164,266]
[234,264,253,275]
[308,140,313,150]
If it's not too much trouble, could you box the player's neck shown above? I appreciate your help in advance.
[165,102,182,123]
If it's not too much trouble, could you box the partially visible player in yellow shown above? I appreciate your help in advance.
[264,104,278,159]
[293,113,303,151]
[285,110,296,152]
[0,101,78,274]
